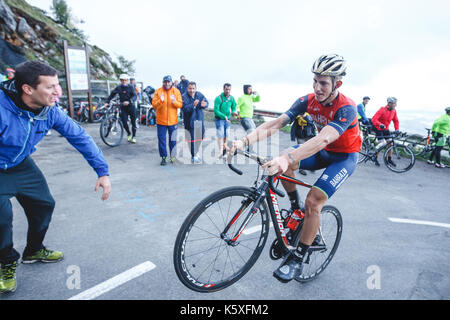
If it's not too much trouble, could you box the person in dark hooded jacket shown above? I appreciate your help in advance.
[182,82,208,163]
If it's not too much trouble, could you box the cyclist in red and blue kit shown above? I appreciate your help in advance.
[231,54,361,283]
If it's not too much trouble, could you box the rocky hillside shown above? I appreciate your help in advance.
[0,0,117,79]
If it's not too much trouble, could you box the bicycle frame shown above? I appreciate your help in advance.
[220,162,313,253]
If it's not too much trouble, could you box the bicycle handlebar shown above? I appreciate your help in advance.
[227,149,285,197]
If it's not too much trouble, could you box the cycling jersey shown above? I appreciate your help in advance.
[285,93,362,153]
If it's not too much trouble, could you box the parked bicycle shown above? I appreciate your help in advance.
[99,100,124,147]
[406,128,437,157]
[358,127,415,173]
[173,150,342,292]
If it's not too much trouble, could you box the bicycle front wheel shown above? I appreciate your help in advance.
[357,139,370,164]
[173,187,270,293]
[384,144,415,173]
[295,205,343,283]
[100,117,123,147]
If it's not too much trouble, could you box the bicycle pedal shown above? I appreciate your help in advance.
[269,239,288,261]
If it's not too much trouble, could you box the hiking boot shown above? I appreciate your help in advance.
[21,248,63,264]
[160,157,167,166]
[0,261,17,294]
[273,252,303,283]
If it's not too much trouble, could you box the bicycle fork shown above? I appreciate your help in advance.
[220,184,268,246]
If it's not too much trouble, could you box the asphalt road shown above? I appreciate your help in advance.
[2,120,449,301]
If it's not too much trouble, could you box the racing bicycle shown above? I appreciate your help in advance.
[173,150,343,292]
[357,129,415,173]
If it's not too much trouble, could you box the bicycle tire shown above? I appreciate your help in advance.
[384,144,415,173]
[357,140,370,164]
[100,116,123,147]
[173,186,270,293]
[295,205,343,283]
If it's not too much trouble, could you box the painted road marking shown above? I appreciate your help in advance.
[388,218,450,229]
[68,261,156,300]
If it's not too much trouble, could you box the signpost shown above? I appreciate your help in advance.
[63,40,93,121]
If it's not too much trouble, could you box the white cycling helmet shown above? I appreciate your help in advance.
[387,97,398,104]
[119,74,129,80]
[312,54,347,77]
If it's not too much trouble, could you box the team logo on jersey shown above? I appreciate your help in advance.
[340,117,347,122]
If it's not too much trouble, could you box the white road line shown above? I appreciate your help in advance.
[388,218,450,229]
[68,261,156,300]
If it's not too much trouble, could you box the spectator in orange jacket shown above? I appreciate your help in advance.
[152,75,183,166]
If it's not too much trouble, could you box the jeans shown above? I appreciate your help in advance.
[157,124,177,158]
[240,117,256,133]
[0,157,55,264]
[214,119,230,139]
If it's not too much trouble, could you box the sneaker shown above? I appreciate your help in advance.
[427,160,435,165]
[131,137,137,144]
[435,163,446,168]
[127,135,132,142]
[273,252,303,283]
[160,157,167,166]
[374,158,381,167]
[387,158,397,167]
[21,248,63,264]
[0,261,17,293]
[169,157,176,164]
[191,156,202,164]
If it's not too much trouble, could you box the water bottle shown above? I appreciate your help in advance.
[287,209,305,231]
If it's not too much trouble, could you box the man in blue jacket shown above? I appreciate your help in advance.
[182,82,208,164]
[0,61,111,294]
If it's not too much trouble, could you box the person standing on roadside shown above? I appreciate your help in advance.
[371,97,400,167]
[357,96,370,125]
[103,74,138,143]
[0,61,111,294]
[182,82,209,164]
[428,107,450,168]
[214,83,237,157]
[237,85,260,151]
[152,75,183,166]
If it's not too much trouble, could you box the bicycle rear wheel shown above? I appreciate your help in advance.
[173,187,270,292]
[295,205,343,283]
[100,116,123,147]
[384,144,415,173]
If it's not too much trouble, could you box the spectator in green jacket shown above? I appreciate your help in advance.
[237,85,260,152]
[214,83,237,157]
[428,107,450,168]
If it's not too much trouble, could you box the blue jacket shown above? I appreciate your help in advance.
[182,91,208,132]
[357,103,369,123]
[0,82,109,176]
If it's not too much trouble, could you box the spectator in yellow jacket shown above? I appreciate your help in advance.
[152,75,183,166]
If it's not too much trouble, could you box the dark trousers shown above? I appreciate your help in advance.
[120,104,137,137]
[186,121,204,158]
[157,124,177,158]
[0,157,55,264]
